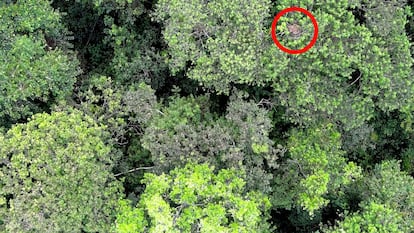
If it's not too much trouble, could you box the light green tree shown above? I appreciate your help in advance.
[0,109,122,232]
[114,163,273,233]
[323,202,408,233]
[153,0,414,131]
[360,160,414,230]
[273,123,362,215]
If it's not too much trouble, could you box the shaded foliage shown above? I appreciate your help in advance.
[142,93,284,193]
[0,0,79,124]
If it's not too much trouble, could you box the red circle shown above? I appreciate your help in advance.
[271,7,318,54]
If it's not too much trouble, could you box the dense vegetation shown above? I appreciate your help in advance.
[0,0,413,232]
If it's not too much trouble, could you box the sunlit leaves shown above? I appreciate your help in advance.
[114,163,272,233]
[114,199,147,233]
[0,110,122,232]
[360,160,414,230]
[324,202,408,233]
[286,123,362,215]
[269,0,413,131]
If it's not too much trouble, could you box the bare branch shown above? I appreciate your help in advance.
[114,166,154,177]
[348,71,362,87]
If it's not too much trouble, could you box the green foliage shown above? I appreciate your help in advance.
[342,110,411,170]
[52,0,110,72]
[269,0,413,130]
[67,0,169,88]
[114,163,273,233]
[275,123,362,215]
[323,202,408,233]
[401,145,414,175]
[324,160,414,233]
[67,76,158,197]
[70,75,158,145]
[0,109,122,232]
[359,160,414,230]
[153,0,281,93]
[115,199,147,233]
[77,0,143,15]
[274,5,316,51]
[2,0,414,232]
[154,0,414,130]
[116,136,153,196]
[142,95,227,170]
[148,95,203,134]
[285,208,323,233]
[104,6,169,89]
[0,0,79,122]
[0,0,64,37]
[340,122,376,166]
[142,94,283,193]
[360,0,414,130]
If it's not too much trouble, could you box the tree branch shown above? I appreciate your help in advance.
[348,71,362,87]
[114,166,154,177]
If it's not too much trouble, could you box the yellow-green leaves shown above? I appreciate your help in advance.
[252,143,269,154]
[114,163,272,233]
[287,123,362,215]
[324,202,408,233]
[0,109,122,232]
[298,171,330,215]
[114,199,147,233]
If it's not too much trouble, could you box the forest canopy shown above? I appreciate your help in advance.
[0,0,414,232]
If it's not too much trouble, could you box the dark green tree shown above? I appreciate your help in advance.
[103,0,169,89]
[153,0,283,93]
[55,0,169,89]
[0,0,79,124]
[269,0,413,130]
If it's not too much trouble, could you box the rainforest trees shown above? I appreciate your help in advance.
[0,110,122,232]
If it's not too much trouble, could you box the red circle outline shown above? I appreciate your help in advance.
[271,7,318,54]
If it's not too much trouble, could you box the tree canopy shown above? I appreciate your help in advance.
[0,0,79,124]
[114,163,272,233]
[1,0,414,232]
[0,109,122,232]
